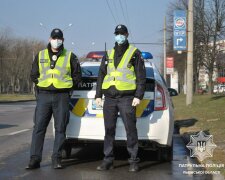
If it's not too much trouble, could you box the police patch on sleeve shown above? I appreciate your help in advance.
[40,59,48,63]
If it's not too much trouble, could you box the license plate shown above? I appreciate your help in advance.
[92,100,104,110]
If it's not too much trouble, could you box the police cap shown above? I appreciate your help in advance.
[114,24,128,34]
[50,28,63,39]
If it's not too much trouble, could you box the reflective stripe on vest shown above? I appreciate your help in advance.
[102,45,137,91]
[37,49,73,89]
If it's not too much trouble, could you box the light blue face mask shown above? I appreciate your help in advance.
[115,34,126,45]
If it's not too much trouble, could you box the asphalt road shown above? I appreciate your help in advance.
[0,101,215,180]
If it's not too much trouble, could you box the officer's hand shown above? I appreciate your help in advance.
[132,98,140,106]
[96,98,102,107]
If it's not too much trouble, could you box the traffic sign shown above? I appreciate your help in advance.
[173,10,187,51]
[174,36,186,50]
[166,57,174,74]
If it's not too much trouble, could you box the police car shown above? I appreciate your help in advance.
[61,51,178,162]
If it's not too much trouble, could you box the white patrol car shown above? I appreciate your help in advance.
[59,51,178,162]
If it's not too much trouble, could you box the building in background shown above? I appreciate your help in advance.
[198,40,225,91]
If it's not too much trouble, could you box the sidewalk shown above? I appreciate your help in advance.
[0,94,35,103]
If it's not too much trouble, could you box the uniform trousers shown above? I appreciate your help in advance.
[30,92,70,161]
[103,96,139,163]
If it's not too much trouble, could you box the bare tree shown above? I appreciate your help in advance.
[167,0,225,94]
[0,28,45,94]
[0,28,13,93]
[200,0,225,94]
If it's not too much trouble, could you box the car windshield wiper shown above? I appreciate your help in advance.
[82,69,93,76]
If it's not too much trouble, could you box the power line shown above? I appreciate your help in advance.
[119,0,127,23]
[137,30,162,42]
[123,0,134,44]
[130,42,163,46]
[124,0,131,25]
[105,0,118,24]
[112,0,120,23]
[105,0,134,44]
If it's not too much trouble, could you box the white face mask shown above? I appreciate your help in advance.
[115,34,126,45]
[50,39,63,49]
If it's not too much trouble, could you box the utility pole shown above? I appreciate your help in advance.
[164,17,167,80]
[186,0,193,105]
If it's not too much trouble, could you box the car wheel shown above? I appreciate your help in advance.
[62,143,72,159]
[157,143,173,162]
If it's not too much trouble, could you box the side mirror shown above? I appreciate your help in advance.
[168,88,178,96]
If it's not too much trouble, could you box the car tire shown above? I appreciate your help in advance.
[62,143,72,159]
[157,143,173,162]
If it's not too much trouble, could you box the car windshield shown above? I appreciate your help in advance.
[81,66,154,78]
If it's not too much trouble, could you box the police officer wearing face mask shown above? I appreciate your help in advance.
[26,28,81,170]
[95,24,146,172]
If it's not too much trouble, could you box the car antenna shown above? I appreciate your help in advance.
[105,42,109,63]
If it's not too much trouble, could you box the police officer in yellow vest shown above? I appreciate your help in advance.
[95,25,146,172]
[26,28,81,169]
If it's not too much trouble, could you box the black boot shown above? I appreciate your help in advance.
[26,158,40,170]
[52,158,63,169]
[129,163,139,172]
[96,160,114,171]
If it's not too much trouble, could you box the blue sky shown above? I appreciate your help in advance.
[0,0,172,64]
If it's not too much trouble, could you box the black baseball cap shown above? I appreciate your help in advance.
[114,24,128,34]
[50,28,63,39]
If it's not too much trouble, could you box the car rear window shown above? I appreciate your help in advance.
[82,66,154,78]
[75,66,155,92]
[82,66,100,77]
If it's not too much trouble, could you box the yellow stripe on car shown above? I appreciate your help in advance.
[96,114,103,118]
[136,99,151,118]
[72,98,88,117]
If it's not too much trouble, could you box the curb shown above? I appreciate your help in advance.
[0,100,36,104]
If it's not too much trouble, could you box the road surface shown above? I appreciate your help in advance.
[0,102,215,180]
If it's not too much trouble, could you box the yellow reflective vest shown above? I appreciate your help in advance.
[37,48,73,89]
[102,45,137,91]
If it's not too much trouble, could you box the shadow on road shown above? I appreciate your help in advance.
[62,142,169,171]
[62,143,104,167]
[0,124,18,129]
